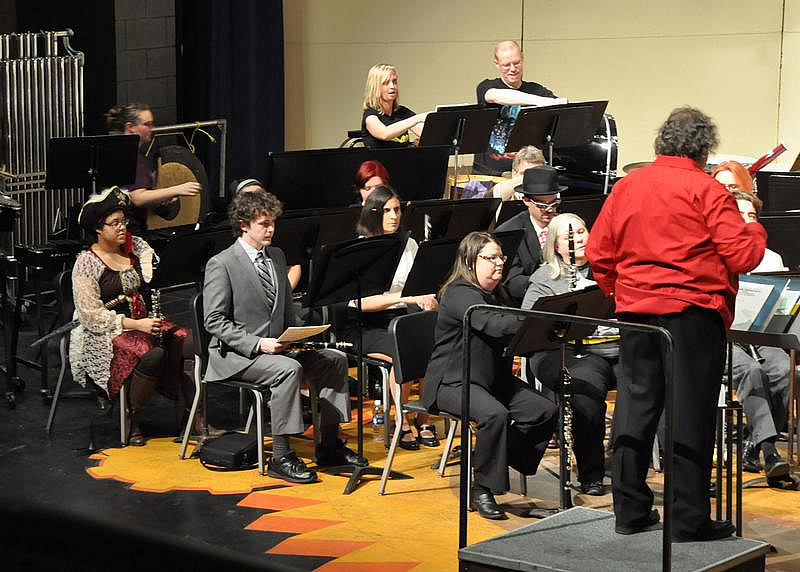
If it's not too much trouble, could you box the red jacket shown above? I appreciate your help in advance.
[586,155,766,328]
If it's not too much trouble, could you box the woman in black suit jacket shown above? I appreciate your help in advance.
[422,232,557,520]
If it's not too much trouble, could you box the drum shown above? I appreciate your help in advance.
[553,114,618,195]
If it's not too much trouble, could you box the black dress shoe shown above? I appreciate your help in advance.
[470,489,508,520]
[615,509,660,535]
[398,428,420,451]
[267,451,318,484]
[764,451,790,479]
[742,440,762,473]
[415,424,440,447]
[672,520,735,542]
[315,440,368,467]
[579,480,605,496]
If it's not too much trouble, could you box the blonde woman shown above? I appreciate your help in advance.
[361,63,428,148]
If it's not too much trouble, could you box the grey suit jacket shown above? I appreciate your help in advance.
[203,241,295,382]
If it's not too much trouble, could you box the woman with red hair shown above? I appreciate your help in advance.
[710,160,754,192]
[354,160,391,204]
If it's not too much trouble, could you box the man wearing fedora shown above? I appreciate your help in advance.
[495,165,566,306]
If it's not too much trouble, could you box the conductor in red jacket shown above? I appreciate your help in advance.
[586,107,767,541]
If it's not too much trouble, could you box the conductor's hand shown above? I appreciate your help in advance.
[172,182,201,197]
[260,338,287,354]
[135,317,162,335]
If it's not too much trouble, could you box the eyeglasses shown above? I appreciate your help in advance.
[530,199,561,211]
[478,254,507,265]
[497,60,522,71]
[103,218,129,229]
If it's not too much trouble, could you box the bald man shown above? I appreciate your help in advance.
[473,41,567,176]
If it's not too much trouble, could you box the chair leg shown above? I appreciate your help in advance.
[382,368,390,448]
[378,406,405,495]
[439,420,459,477]
[310,390,320,448]
[652,435,661,472]
[119,384,129,446]
[245,403,255,433]
[179,376,203,459]
[252,390,265,475]
[45,336,68,434]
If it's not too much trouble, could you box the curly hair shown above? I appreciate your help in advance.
[654,106,718,163]
[228,188,283,237]
[105,103,151,133]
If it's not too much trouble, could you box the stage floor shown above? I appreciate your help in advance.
[1,293,799,571]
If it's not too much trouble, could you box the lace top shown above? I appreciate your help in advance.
[69,236,156,393]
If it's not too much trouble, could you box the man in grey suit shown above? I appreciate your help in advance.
[203,188,364,484]
[495,166,565,305]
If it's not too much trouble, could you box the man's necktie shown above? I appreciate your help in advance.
[538,229,548,249]
[255,251,276,310]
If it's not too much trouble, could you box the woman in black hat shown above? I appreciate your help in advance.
[69,187,199,446]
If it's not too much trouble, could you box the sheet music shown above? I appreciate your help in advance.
[277,324,331,343]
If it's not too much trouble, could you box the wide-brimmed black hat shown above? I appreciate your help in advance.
[514,166,568,196]
[78,186,132,232]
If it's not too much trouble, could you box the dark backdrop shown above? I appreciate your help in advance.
[177,0,284,203]
[16,0,116,136]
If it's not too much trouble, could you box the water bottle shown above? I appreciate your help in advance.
[372,399,384,440]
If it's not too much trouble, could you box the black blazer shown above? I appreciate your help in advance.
[421,279,524,410]
[495,211,543,305]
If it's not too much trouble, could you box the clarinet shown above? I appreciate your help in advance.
[150,288,163,347]
[558,223,578,509]
[288,341,353,351]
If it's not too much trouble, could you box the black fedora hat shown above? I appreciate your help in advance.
[514,166,568,196]
[78,186,132,233]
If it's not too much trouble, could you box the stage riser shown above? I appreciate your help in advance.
[459,507,769,572]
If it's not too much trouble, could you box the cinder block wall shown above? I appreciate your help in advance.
[114,0,176,125]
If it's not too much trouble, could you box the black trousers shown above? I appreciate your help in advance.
[613,308,725,535]
[435,377,558,493]
[534,350,613,484]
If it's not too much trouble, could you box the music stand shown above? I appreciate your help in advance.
[403,197,500,241]
[302,234,411,494]
[505,286,613,511]
[491,229,525,279]
[272,214,321,267]
[506,101,608,166]
[150,230,225,291]
[45,134,139,196]
[418,107,499,198]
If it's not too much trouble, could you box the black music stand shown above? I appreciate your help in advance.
[45,134,139,196]
[149,230,227,291]
[418,107,499,199]
[504,286,613,512]
[271,214,321,268]
[506,101,608,166]
[403,197,500,241]
[302,234,411,494]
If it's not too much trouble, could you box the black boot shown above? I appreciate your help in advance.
[127,371,158,446]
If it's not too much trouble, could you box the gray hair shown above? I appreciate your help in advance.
[542,213,587,280]
[512,146,546,174]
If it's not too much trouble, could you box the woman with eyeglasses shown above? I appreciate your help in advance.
[521,213,615,496]
[342,186,439,450]
[70,187,207,446]
[421,232,558,520]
